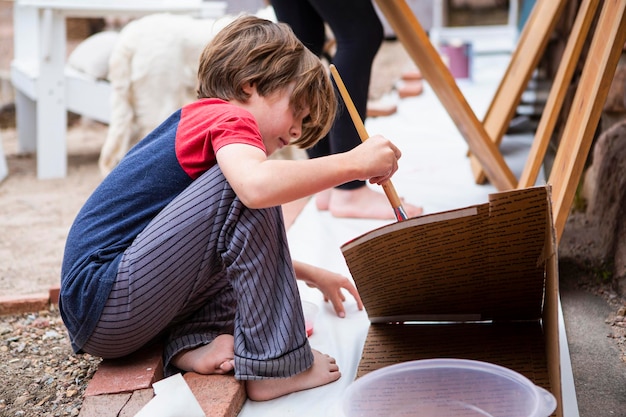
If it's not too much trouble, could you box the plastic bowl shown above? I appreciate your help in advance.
[301,301,319,337]
[342,359,557,417]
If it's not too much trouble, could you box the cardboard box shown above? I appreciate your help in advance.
[341,186,562,417]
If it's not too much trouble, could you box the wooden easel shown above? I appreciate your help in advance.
[544,0,626,240]
[517,0,601,189]
[479,0,626,240]
[376,0,626,241]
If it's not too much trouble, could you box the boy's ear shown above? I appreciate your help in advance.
[242,82,254,95]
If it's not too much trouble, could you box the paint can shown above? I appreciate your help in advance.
[439,40,472,80]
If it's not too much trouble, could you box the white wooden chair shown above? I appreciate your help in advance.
[10,0,226,179]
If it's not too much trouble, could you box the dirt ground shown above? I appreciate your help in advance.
[0,120,107,298]
[0,109,106,417]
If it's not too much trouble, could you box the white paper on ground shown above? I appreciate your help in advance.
[134,373,205,417]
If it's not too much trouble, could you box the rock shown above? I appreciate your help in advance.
[13,394,32,406]
[572,120,626,297]
[603,57,626,113]
[0,324,11,335]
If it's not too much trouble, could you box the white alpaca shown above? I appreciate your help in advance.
[98,13,236,175]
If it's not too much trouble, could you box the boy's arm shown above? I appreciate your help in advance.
[293,260,364,318]
[215,135,401,209]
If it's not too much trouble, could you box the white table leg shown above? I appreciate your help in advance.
[0,132,8,182]
[35,8,67,179]
[13,3,38,155]
[14,89,37,154]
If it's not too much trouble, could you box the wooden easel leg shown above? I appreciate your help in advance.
[469,0,568,184]
[517,0,601,189]
[548,0,626,241]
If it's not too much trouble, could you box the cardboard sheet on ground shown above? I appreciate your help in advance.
[134,373,205,417]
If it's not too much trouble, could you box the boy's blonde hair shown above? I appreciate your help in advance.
[197,15,337,149]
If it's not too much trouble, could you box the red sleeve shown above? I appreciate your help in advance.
[175,99,266,179]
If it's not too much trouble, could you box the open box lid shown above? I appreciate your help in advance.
[341,186,556,323]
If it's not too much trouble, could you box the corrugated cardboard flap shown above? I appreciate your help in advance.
[341,186,553,322]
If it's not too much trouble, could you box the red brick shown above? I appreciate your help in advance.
[79,393,132,417]
[0,293,49,316]
[119,389,154,417]
[184,372,246,417]
[49,285,60,305]
[397,79,424,98]
[84,343,164,396]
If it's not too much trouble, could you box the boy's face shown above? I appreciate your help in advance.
[243,83,309,156]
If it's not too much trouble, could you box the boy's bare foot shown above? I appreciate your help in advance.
[171,334,235,375]
[246,350,340,401]
[316,186,423,220]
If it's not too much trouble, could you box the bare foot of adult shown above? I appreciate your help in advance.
[171,334,235,375]
[246,350,340,401]
[327,186,423,220]
[314,188,332,211]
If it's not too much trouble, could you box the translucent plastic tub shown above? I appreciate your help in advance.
[342,359,557,417]
[301,301,319,337]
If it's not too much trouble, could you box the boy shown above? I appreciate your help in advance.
[60,15,403,401]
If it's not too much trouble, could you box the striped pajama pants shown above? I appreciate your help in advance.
[82,164,314,379]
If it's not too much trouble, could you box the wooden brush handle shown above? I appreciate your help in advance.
[329,64,407,221]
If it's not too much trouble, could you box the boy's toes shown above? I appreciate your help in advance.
[219,359,235,373]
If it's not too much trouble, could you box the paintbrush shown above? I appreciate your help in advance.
[329,64,408,222]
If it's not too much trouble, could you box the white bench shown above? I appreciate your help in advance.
[10,0,226,179]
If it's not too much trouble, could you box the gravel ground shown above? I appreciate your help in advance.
[575,272,626,361]
[0,306,101,417]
